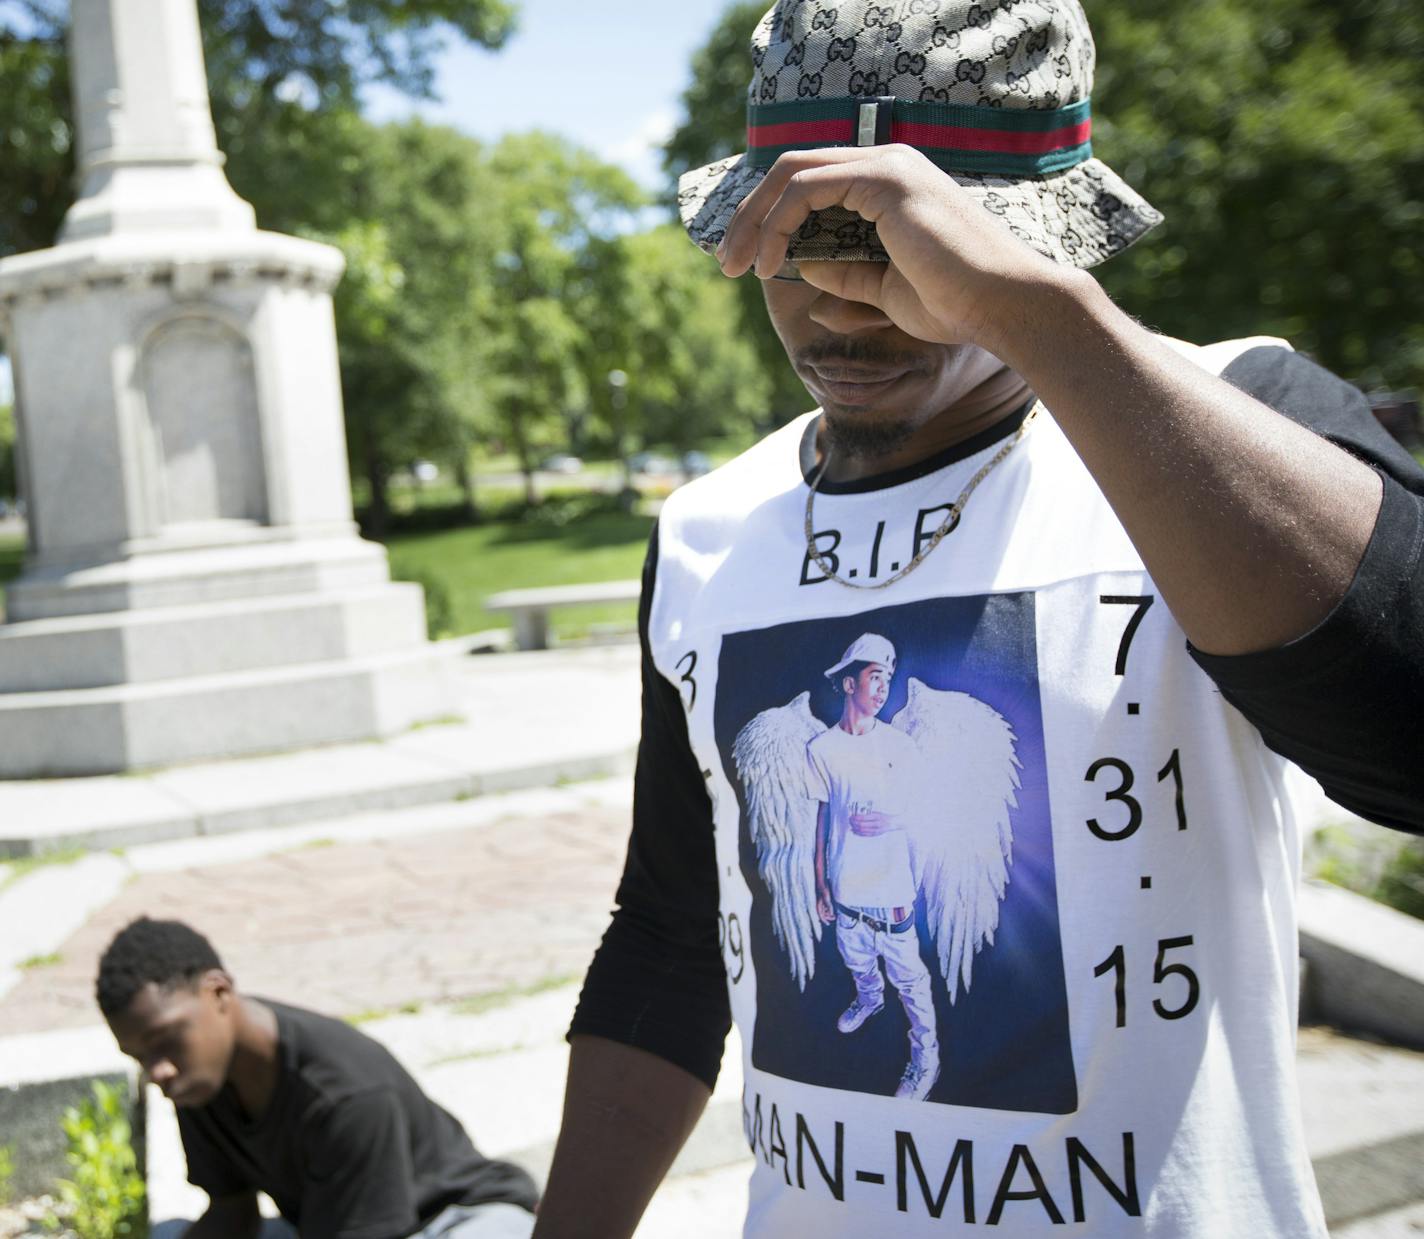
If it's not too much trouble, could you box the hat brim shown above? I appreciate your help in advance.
[678,151,1162,271]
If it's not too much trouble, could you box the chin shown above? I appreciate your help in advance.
[819,405,919,460]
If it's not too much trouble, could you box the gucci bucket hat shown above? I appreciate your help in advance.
[677,0,1163,269]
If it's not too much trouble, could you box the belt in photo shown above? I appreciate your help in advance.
[835,903,915,934]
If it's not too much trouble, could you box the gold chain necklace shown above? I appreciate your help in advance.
[803,403,1041,591]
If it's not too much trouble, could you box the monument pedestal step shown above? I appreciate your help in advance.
[4,532,390,622]
[0,643,459,777]
[0,582,428,691]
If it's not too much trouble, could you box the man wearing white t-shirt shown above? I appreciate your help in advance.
[533,2,1424,1236]
[807,633,939,1101]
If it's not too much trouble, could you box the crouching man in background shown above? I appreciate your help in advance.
[98,917,537,1239]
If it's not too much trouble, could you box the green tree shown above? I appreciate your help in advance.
[662,1,767,186]
[583,225,769,463]
[313,119,509,534]
[664,1,1424,395]
[1091,0,1424,390]
[482,132,644,504]
[662,2,810,422]
[0,0,518,257]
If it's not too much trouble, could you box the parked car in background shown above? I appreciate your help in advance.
[681,451,712,478]
[627,451,679,477]
[540,453,584,475]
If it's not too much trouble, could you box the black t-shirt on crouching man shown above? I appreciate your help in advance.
[177,1001,537,1239]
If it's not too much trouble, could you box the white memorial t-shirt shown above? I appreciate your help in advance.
[640,339,1330,1237]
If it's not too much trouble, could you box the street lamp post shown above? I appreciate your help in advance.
[608,368,631,496]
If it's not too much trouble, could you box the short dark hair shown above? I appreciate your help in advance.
[833,660,872,695]
[96,917,225,1019]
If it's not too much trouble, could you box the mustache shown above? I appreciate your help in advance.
[795,339,924,371]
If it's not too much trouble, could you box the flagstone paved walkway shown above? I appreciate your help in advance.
[0,792,632,1037]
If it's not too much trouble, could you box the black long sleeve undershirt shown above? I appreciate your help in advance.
[568,524,732,1089]
[1194,347,1424,835]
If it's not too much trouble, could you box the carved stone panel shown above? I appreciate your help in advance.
[140,315,267,527]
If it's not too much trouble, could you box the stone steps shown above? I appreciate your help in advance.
[0,583,427,691]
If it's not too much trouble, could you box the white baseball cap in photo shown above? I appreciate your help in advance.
[824,633,897,681]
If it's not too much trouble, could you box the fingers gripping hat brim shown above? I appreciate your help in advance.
[677,0,1162,271]
[677,150,1163,271]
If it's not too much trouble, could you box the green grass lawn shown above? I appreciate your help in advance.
[387,507,653,640]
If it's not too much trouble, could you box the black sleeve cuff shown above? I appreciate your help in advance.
[569,909,732,1092]
[1189,472,1424,833]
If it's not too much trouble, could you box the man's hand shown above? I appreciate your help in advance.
[849,809,900,837]
[716,145,1060,354]
[817,885,834,924]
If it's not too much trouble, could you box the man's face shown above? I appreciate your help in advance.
[763,277,1007,456]
[108,974,237,1108]
[844,662,892,716]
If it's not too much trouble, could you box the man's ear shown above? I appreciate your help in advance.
[203,969,236,1010]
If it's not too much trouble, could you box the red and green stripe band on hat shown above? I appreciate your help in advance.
[746,96,1091,177]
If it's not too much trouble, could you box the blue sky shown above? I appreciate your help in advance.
[363,0,742,191]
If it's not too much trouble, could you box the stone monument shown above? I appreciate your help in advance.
[0,0,458,776]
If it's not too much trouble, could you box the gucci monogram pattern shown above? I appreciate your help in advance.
[678,0,1162,270]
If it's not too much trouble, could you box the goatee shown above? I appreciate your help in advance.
[821,410,917,461]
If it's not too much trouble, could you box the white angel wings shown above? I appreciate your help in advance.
[732,691,827,991]
[733,679,1021,1001]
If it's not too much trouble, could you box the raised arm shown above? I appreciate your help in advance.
[716,144,1385,657]
[718,145,1424,829]
[984,271,1382,657]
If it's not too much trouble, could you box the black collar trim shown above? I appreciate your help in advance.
[798,399,1035,495]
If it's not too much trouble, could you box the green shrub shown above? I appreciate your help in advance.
[392,565,455,641]
[1308,825,1424,922]
[0,1142,14,1206]
[1375,838,1424,921]
[47,1081,147,1239]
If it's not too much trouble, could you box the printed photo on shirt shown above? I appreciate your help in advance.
[714,592,1076,1113]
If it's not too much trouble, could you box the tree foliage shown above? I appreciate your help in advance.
[0,0,516,256]
[663,1,767,189]
[0,29,73,257]
[480,132,645,501]
[1091,0,1424,388]
[581,225,770,461]
[663,2,810,421]
[664,0,1424,392]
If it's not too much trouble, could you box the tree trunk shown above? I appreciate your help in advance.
[456,455,479,523]
[509,419,539,507]
[364,450,391,540]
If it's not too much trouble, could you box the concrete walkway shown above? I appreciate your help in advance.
[2,773,1422,1235]
[0,643,640,858]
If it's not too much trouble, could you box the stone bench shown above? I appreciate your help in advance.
[485,580,641,651]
